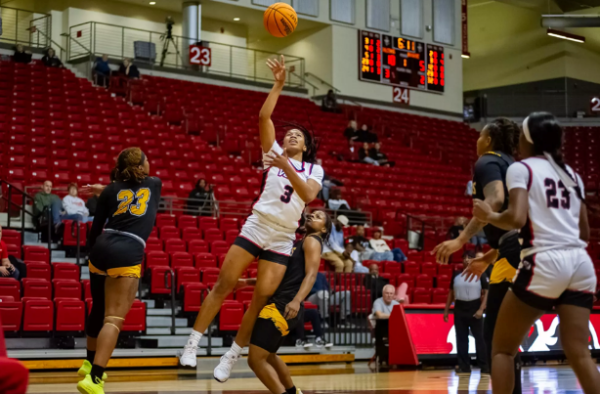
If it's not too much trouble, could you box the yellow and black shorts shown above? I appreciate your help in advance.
[88,233,143,279]
[490,231,521,285]
[250,303,304,353]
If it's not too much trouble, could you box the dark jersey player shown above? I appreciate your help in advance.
[433,118,522,393]
[77,147,161,394]
[246,210,331,394]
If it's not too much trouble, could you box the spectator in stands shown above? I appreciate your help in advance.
[370,228,406,262]
[357,124,378,143]
[364,263,389,300]
[85,186,101,217]
[320,172,343,201]
[369,143,394,167]
[33,180,63,227]
[187,178,212,216]
[119,58,140,79]
[372,284,399,319]
[344,120,359,142]
[62,183,92,223]
[41,48,63,68]
[465,180,473,197]
[12,44,32,64]
[322,216,354,273]
[359,143,379,166]
[348,225,402,263]
[447,217,468,240]
[94,54,111,87]
[321,89,340,113]
[307,272,351,321]
[444,266,489,374]
[294,308,330,348]
[0,226,19,280]
[326,188,351,211]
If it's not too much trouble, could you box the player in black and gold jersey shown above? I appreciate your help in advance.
[77,147,161,394]
[433,118,522,393]
[245,210,331,394]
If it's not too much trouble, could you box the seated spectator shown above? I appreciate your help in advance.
[347,225,402,263]
[187,178,212,216]
[41,48,63,68]
[0,226,19,280]
[357,124,378,143]
[294,308,331,348]
[307,272,351,321]
[13,44,32,64]
[321,89,340,113]
[369,143,394,167]
[33,180,63,227]
[359,143,380,166]
[373,284,400,320]
[447,217,467,240]
[119,58,140,79]
[320,172,343,201]
[364,263,389,300]
[344,120,359,142]
[62,183,92,223]
[94,54,111,87]
[370,228,406,262]
[85,186,102,216]
[327,188,351,211]
[322,216,358,273]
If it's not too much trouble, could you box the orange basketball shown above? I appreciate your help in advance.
[264,2,298,38]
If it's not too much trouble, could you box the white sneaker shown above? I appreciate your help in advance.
[179,343,198,367]
[213,352,239,383]
[296,388,303,394]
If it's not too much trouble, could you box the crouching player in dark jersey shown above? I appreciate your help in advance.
[247,210,331,394]
[77,147,161,394]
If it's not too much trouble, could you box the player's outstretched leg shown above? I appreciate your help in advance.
[248,345,292,394]
[77,276,138,394]
[268,353,301,394]
[180,245,256,368]
[79,274,108,382]
[214,259,286,382]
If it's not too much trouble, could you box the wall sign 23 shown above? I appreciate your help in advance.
[189,45,211,66]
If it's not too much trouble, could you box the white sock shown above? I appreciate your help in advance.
[187,330,203,348]
[229,341,243,357]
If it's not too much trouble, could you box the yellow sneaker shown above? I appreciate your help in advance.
[78,360,107,381]
[77,374,105,394]
[296,389,303,394]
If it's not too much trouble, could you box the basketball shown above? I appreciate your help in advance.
[263,2,298,38]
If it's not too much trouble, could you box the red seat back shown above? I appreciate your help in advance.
[0,301,23,332]
[165,238,186,254]
[23,278,51,300]
[25,262,51,281]
[195,253,216,268]
[146,251,169,268]
[219,301,244,331]
[182,283,208,313]
[176,267,200,290]
[122,300,146,332]
[188,239,209,254]
[52,279,82,300]
[52,262,80,281]
[23,298,54,332]
[170,251,194,268]
[55,299,85,331]
[23,246,49,264]
[0,278,21,301]
[235,286,254,303]
[150,267,173,295]
[62,220,87,246]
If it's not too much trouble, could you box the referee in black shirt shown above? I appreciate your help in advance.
[444,262,490,374]
[434,118,522,393]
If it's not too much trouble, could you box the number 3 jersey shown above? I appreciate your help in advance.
[507,157,586,257]
[88,177,162,248]
[252,141,324,232]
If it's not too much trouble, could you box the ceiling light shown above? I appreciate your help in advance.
[233,17,240,21]
[461,53,470,59]
[547,28,585,43]
[149,1,156,4]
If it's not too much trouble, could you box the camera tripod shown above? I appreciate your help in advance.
[159,32,181,67]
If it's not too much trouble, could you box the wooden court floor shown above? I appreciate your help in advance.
[29,362,590,393]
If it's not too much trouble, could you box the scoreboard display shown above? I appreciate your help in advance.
[359,30,445,93]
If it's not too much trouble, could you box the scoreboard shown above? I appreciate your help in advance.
[359,30,445,93]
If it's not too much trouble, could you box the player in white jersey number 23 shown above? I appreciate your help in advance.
[471,112,600,394]
[178,55,324,385]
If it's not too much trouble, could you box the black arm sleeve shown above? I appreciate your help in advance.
[474,159,503,190]
[481,272,490,290]
[87,187,110,249]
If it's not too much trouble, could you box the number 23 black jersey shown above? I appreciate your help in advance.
[88,177,162,248]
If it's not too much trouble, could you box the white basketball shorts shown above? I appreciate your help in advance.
[233,214,295,265]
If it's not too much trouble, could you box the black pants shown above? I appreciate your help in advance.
[454,300,488,373]
[294,308,324,340]
[485,282,522,394]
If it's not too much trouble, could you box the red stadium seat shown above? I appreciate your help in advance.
[52,279,81,300]
[55,298,85,332]
[421,262,438,277]
[219,301,244,331]
[145,237,163,252]
[0,301,23,332]
[52,262,80,281]
[225,229,239,244]
[432,288,449,304]
[188,239,209,254]
[1,229,21,246]
[201,267,220,287]
[195,252,217,268]
[156,214,177,228]
[63,220,87,246]
[159,226,180,240]
[204,228,223,243]
[210,240,229,255]
[383,261,401,275]
[25,262,51,281]
[415,274,433,288]
[164,238,186,254]
[22,278,51,300]
[236,286,254,303]
[0,278,20,301]
[351,286,372,313]
[436,275,452,289]
[23,298,53,332]
[176,267,199,290]
[22,246,49,264]
[145,251,169,268]
[396,273,414,288]
[182,283,208,313]
[182,227,202,242]
[412,288,432,304]
[82,279,91,300]
[150,267,173,295]
[122,300,146,333]
[199,217,218,231]
[438,264,454,277]
[220,218,240,232]
[178,215,198,229]
[170,251,194,268]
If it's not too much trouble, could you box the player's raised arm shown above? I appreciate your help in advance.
[259,55,286,153]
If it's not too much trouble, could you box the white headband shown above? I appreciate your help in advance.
[522,116,533,144]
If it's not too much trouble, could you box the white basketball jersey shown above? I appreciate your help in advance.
[251,141,324,232]
[506,157,587,258]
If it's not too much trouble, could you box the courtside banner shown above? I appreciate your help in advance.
[389,305,600,364]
